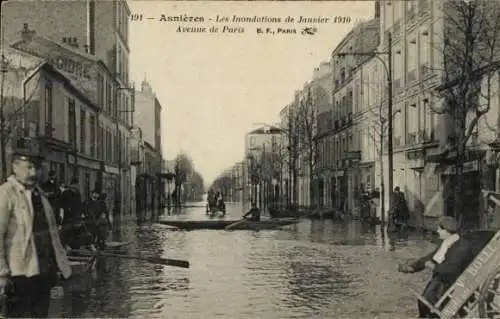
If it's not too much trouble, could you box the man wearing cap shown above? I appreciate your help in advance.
[0,146,71,317]
[398,216,475,318]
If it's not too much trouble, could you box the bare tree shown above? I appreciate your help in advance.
[427,0,500,224]
[277,105,301,208]
[0,56,41,181]
[296,87,320,208]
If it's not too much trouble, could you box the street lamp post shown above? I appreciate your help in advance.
[336,32,394,224]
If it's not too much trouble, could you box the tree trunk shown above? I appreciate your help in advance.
[454,147,465,227]
[292,163,298,208]
[0,68,6,183]
[379,140,385,224]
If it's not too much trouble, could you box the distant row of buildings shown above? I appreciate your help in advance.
[229,0,500,229]
[1,0,166,223]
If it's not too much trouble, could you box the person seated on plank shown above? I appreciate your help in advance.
[397,216,476,318]
[242,201,261,221]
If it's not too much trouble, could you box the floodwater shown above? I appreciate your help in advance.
[49,203,437,318]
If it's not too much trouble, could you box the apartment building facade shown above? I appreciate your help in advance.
[8,25,133,221]
[377,0,449,228]
[244,125,283,210]
[134,79,165,221]
[311,62,333,208]
[329,17,380,215]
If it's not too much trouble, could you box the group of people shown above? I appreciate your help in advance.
[0,145,112,317]
[206,189,225,212]
[42,171,112,251]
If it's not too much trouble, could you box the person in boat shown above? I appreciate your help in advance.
[216,190,225,211]
[84,190,112,250]
[398,216,476,318]
[242,202,261,221]
[0,144,71,317]
[207,189,216,211]
[58,177,88,249]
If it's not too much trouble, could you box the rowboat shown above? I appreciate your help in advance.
[158,218,300,231]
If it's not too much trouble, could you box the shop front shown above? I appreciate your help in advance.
[43,149,68,185]
[102,165,120,224]
[76,156,101,201]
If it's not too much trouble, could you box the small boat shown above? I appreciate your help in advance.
[158,218,300,231]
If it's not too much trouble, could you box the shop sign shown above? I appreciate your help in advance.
[442,160,479,175]
[50,55,92,80]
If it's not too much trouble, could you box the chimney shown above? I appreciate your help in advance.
[21,23,36,42]
[72,37,79,48]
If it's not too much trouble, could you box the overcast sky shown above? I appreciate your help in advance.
[128,1,375,185]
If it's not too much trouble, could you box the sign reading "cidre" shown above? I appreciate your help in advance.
[50,55,92,79]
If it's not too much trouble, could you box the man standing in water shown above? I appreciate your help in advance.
[0,141,71,317]
[85,190,112,249]
[59,177,86,248]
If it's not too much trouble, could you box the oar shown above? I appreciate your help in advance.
[69,249,190,268]
[225,218,247,231]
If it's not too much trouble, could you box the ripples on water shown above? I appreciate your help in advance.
[50,218,436,318]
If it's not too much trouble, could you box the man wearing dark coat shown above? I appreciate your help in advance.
[40,170,61,224]
[58,178,86,249]
[398,216,476,318]
[84,190,112,249]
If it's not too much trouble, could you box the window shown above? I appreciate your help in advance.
[393,1,403,22]
[419,27,431,77]
[90,115,96,157]
[68,98,76,146]
[393,44,402,87]
[407,37,418,82]
[406,102,418,142]
[107,82,113,114]
[407,1,417,20]
[44,84,53,136]
[384,2,393,30]
[80,109,86,154]
[97,74,104,108]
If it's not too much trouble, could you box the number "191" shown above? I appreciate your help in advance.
[131,14,143,21]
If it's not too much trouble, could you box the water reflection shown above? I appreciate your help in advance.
[50,205,438,318]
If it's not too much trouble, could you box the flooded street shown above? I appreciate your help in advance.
[50,203,437,318]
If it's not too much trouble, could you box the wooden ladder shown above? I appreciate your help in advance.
[410,230,500,318]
